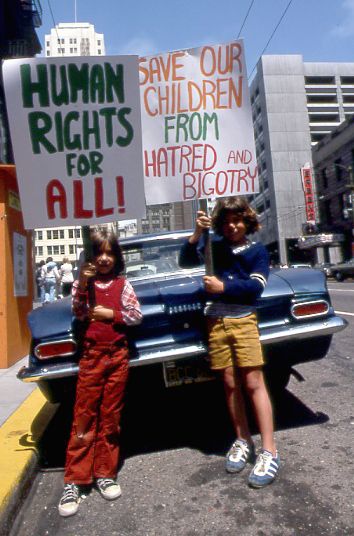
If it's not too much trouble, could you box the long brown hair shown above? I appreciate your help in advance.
[90,229,125,275]
[211,197,260,235]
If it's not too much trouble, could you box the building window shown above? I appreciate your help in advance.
[47,246,53,255]
[75,228,81,238]
[70,48,73,53]
[98,50,101,55]
[60,230,64,239]
[305,76,335,85]
[46,51,50,56]
[61,38,65,44]
[68,229,74,238]
[38,246,43,256]
[53,230,59,239]
[97,40,101,45]
[53,245,59,255]
[47,230,52,240]
[37,230,43,240]
[324,200,331,224]
[321,168,328,189]
[340,76,354,85]
[73,38,77,44]
[334,159,343,181]
[60,245,65,255]
[69,245,75,254]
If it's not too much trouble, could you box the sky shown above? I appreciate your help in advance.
[37,0,354,79]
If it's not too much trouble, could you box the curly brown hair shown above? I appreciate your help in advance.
[211,197,260,235]
[90,229,125,275]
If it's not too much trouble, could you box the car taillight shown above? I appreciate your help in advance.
[35,340,77,360]
[291,300,329,319]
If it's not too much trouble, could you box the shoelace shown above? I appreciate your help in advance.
[61,484,79,503]
[229,441,248,460]
[254,452,271,473]
[97,478,115,490]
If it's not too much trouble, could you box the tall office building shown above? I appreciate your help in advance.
[44,22,105,57]
[250,55,354,264]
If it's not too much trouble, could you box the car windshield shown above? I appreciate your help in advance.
[121,234,201,280]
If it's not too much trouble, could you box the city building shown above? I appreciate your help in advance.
[44,22,105,57]
[311,115,354,261]
[138,202,196,234]
[0,0,42,163]
[249,55,354,264]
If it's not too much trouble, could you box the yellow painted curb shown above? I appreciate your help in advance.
[0,389,57,533]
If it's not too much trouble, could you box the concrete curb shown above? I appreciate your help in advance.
[0,389,57,536]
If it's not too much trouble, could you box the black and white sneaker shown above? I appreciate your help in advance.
[248,449,280,488]
[58,483,81,517]
[226,439,255,473]
[96,478,122,500]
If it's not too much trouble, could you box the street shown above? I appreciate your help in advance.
[10,282,354,536]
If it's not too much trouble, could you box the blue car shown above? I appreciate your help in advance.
[18,230,347,402]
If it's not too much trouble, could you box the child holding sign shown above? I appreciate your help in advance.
[59,230,142,517]
[179,197,279,488]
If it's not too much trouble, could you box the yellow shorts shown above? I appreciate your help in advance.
[207,313,264,370]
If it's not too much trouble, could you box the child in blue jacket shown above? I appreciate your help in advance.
[179,196,279,488]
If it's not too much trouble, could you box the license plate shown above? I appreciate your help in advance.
[163,358,215,388]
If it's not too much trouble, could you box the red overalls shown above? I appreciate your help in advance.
[64,278,129,485]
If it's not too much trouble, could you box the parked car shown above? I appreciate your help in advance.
[18,230,347,402]
[313,262,334,278]
[330,258,354,281]
[289,263,312,269]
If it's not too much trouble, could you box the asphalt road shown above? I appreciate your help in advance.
[11,282,354,536]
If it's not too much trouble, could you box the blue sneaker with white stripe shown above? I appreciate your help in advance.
[248,449,280,488]
[226,439,255,473]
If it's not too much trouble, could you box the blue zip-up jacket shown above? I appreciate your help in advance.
[179,233,269,306]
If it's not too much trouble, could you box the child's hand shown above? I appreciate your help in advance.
[189,211,211,244]
[78,262,96,289]
[89,305,114,322]
[203,276,224,294]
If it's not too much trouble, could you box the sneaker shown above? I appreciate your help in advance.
[226,439,255,473]
[96,478,122,500]
[248,449,280,488]
[58,483,81,517]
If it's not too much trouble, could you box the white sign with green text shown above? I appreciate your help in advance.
[3,56,145,229]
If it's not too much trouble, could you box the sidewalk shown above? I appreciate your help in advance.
[0,356,36,426]
[0,356,57,536]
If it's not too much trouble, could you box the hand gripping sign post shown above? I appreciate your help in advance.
[139,40,259,273]
[2,56,146,229]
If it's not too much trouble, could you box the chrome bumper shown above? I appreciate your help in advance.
[17,315,347,383]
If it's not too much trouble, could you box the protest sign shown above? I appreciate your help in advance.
[139,40,258,205]
[2,56,146,229]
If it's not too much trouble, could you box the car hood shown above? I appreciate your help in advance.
[27,268,325,340]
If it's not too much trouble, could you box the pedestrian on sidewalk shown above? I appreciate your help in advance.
[59,257,74,297]
[35,260,45,303]
[179,196,280,488]
[41,257,60,304]
[58,229,142,517]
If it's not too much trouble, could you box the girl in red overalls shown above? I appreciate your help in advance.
[58,229,142,517]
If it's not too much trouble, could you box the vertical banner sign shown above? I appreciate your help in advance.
[301,163,316,223]
[140,40,258,205]
[13,232,28,296]
[2,56,146,229]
